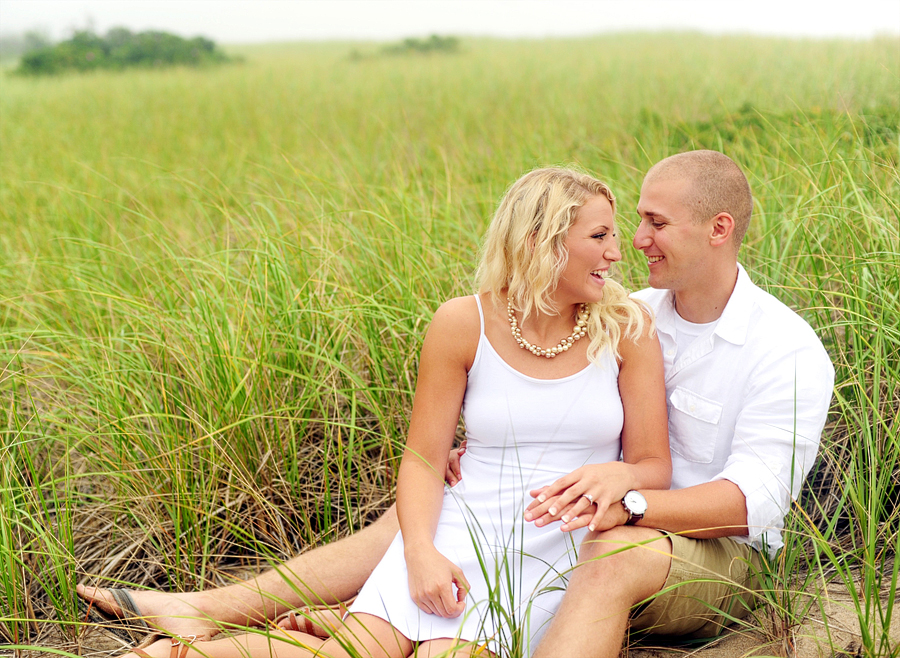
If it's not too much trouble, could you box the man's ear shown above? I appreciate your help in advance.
[709,212,735,247]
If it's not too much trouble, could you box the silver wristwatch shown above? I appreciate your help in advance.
[622,490,648,526]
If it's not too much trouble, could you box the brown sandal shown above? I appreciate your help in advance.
[274,600,353,638]
[132,635,196,658]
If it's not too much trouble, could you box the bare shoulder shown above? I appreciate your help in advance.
[431,295,480,332]
[618,307,661,364]
[425,295,481,369]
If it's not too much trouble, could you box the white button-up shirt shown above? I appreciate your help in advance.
[633,264,834,555]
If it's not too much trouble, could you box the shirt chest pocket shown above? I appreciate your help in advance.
[667,387,723,464]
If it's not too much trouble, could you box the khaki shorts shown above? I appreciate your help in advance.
[629,534,763,639]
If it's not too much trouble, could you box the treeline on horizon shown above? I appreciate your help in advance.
[7,28,462,75]
[12,27,235,76]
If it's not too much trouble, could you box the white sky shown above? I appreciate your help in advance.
[1,0,898,43]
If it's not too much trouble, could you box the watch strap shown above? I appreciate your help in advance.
[621,491,646,526]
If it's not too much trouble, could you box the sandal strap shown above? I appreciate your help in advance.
[131,635,195,658]
[287,609,317,635]
[109,589,151,630]
[170,635,196,658]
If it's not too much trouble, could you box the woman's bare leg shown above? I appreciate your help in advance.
[418,638,492,657]
[120,614,413,658]
[316,613,413,658]
[119,630,327,658]
[78,506,399,639]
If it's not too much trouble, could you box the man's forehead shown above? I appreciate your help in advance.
[638,176,690,211]
[641,173,691,193]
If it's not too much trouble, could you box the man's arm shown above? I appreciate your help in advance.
[620,480,747,538]
[528,338,833,544]
[528,475,748,537]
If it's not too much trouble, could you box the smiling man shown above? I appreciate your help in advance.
[525,149,834,656]
[77,151,834,657]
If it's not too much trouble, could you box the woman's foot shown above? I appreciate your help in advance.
[274,601,351,638]
[76,584,223,642]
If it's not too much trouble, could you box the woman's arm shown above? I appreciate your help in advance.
[524,318,672,532]
[396,296,478,618]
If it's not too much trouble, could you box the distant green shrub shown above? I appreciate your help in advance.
[382,34,460,56]
[0,29,52,60]
[14,27,234,76]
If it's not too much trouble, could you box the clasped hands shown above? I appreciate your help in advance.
[523,463,631,533]
[447,444,630,533]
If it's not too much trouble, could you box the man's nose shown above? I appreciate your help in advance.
[632,220,650,250]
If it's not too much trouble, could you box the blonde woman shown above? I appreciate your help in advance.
[127,168,671,658]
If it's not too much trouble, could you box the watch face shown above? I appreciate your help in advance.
[624,490,648,515]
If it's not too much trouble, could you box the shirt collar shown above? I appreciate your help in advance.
[653,263,753,346]
[653,289,678,342]
[711,263,753,346]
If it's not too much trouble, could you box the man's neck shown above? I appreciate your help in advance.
[673,264,739,324]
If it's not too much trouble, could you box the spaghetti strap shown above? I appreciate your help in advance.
[473,294,485,336]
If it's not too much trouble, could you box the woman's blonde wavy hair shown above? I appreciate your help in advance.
[476,167,652,363]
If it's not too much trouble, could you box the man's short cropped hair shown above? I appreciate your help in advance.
[646,150,753,247]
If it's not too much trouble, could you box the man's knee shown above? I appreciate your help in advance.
[575,527,672,594]
[374,503,398,527]
[365,503,399,544]
[348,504,398,544]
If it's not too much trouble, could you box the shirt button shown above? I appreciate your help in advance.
[690,405,696,412]
[667,349,675,356]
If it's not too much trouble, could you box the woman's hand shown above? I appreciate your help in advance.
[523,462,637,532]
[445,441,467,486]
[405,544,470,618]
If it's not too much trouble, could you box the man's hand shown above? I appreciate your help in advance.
[405,544,469,618]
[445,441,466,486]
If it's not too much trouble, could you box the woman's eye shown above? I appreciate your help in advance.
[592,233,607,240]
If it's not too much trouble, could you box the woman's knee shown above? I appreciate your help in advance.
[329,613,413,658]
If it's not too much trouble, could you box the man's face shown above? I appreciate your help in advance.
[633,177,710,293]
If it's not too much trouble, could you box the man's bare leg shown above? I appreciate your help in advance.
[77,505,399,639]
[531,526,671,658]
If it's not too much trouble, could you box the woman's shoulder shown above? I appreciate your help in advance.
[616,310,660,366]
[614,303,658,356]
[433,294,480,327]
[427,295,482,367]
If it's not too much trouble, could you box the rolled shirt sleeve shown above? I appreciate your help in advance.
[635,265,835,557]
[712,340,835,553]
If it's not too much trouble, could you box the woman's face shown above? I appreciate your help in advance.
[554,195,621,306]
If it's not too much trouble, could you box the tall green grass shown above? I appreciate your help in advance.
[1,35,897,656]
